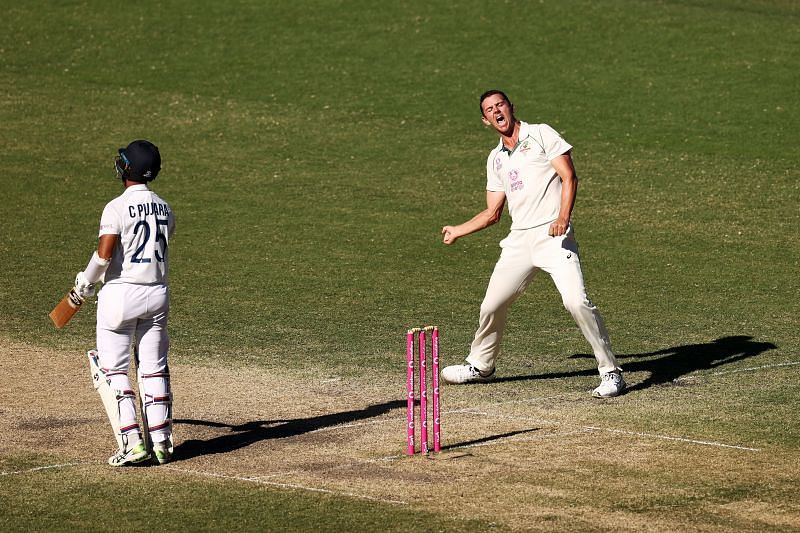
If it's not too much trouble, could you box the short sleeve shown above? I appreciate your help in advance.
[538,124,573,161]
[485,151,505,192]
[98,202,122,237]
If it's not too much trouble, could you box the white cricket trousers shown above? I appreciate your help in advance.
[96,283,171,443]
[465,224,621,375]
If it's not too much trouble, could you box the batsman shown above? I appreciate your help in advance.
[72,140,176,466]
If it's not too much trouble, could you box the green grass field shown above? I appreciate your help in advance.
[2,1,799,531]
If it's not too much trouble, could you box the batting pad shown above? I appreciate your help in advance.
[88,349,137,451]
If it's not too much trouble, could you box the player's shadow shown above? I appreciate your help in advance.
[441,428,539,452]
[172,399,404,462]
[495,335,777,392]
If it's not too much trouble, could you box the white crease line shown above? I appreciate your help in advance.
[306,418,389,434]
[166,467,407,506]
[0,462,90,476]
[487,394,576,405]
[446,393,587,412]
[583,426,760,452]
[708,361,800,377]
[447,408,558,425]
[446,394,576,411]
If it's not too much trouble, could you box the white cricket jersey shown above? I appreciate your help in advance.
[98,184,175,285]
[486,121,573,230]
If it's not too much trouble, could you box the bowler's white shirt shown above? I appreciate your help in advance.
[486,121,573,230]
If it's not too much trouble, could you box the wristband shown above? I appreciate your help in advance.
[83,251,111,284]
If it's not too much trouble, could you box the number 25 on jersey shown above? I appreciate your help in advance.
[131,217,169,263]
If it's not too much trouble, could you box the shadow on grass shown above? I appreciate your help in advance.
[441,428,540,452]
[495,335,777,392]
[173,399,404,462]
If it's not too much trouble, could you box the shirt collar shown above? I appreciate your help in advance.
[497,121,530,154]
[123,183,150,195]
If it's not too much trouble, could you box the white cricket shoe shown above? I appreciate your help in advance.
[440,364,495,384]
[108,441,150,467]
[592,372,626,398]
[152,441,173,465]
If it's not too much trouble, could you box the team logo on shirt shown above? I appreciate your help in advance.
[519,140,531,153]
[495,156,503,171]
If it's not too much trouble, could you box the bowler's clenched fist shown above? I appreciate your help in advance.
[442,226,458,245]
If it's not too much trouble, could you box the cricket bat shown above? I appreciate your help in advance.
[49,288,84,328]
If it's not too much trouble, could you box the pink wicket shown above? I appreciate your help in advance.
[406,329,415,456]
[418,328,428,454]
[405,325,442,455]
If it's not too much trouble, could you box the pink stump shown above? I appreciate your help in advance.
[406,329,415,455]
[418,328,428,454]
[432,326,441,453]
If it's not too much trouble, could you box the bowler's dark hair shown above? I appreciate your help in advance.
[479,89,511,115]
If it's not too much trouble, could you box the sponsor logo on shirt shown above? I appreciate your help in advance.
[509,169,524,192]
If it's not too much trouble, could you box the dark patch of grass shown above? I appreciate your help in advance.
[0,466,494,532]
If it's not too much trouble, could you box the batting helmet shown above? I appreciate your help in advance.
[115,140,161,182]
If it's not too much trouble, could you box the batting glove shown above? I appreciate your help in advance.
[74,271,96,299]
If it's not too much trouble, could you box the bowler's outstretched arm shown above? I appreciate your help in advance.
[442,190,506,245]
